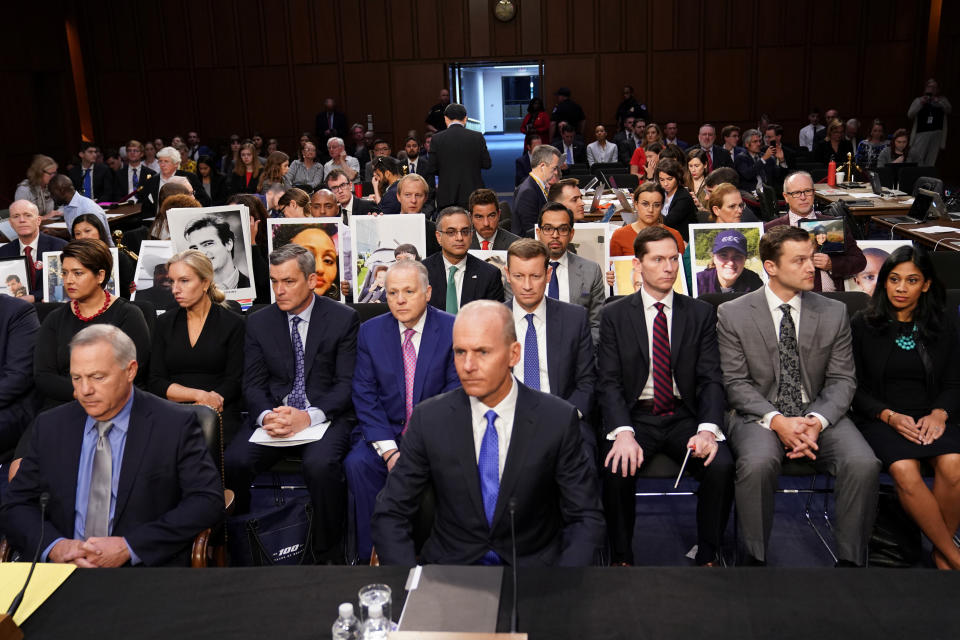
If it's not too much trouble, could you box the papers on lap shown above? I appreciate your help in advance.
[249,422,331,447]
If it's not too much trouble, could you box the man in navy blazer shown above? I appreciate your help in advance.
[371,301,605,566]
[0,325,222,567]
[504,239,596,463]
[513,145,561,236]
[67,142,116,202]
[224,244,359,560]
[0,200,68,301]
[0,296,40,454]
[598,226,734,566]
[424,207,504,312]
[346,260,459,560]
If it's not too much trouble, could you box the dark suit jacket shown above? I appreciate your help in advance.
[0,388,223,566]
[515,153,532,187]
[764,213,865,290]
[735,152,777,189]
[138,170,210,218]
[506,297,595,418]
[814,139,854,165]
[664,187,699,242]
[348,195,380,219]
[469,227,520,251]
[316,110,348,142]
[0,296,40,448]
[114,164,157,201]
[513,175,547,236]
[612,132,641,164]
[0,234,69,299]
[554,141,587,165]
[370,384,605,566]
[691,144,734,170]
[424,123,491,209]
[423,253,504,310]
[68,163,115,202]
[352,305,459,443]
[243,294,359,425]
[597,291,725,430]
[379,181,400,215]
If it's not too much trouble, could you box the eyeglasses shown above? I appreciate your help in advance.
[440,228,472,238]
[540,225,572,236]
[329,182,351,192]
[276,205,287,215]
[43,169,58,176]
[784,188,815,199]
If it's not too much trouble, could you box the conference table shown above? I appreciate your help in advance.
[20,566,960,639]
[871,217,960,251]
[39,203,143,240]
[813,183,914,218]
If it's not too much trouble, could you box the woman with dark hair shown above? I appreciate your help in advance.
[656,157,698,242]
[877,128,919,167]
[851,246,960,570]
[609,182,685,257]
[196,155,229,206]
[521,97,550,145]
[71,214,136,298]
[685,147,709,209]
[257,151,290,193]
[230,142,262,194]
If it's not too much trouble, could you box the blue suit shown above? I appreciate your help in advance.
[0,296,40,452]
[0,234,68,299]
[345,305,459,558]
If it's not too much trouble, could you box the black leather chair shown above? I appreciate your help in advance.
[931,255,960,289]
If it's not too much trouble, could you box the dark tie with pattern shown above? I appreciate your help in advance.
[478,409,502,565]
[24,246,36,290]
[775,304,803,416]
[288,316,308,409]
[85,421,114,538]
[651,302,675,415]
[547,261,560,299]
[523,314,540,390]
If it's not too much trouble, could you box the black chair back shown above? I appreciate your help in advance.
[129,298,157,336]
[931,255,960,289]
[698,292,748,309]
[819,291,871,318]
[349,302,390,324]
[33,301,63,323]
[608,173,639,191]
[591,162,627,176]
[945,289,960,322]
[498,201,512,231]
[901,166,938,197]
[190,404,222,471]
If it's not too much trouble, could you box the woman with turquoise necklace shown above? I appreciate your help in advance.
[850,245,960,570]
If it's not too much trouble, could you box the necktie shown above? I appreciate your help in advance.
[707,150,713,173]
[340,207,349,226]
[547,261,560,299]
[83,168,93,198]
[85,421,114,538]
[566,146,574,165]
[131,167,139,189]
[478,410,499,526]
[523,314,540,390]
[401,328,417,430]
[775,304,803,416]
[409,162,416,174]
[651,302,675,415]
[446,265,459,314]
[23,246,36,290]
[288,316,308,410]
[481,240,490,250]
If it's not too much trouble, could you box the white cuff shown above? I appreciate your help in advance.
[807,412,829,431]
[306,406,327,426]
[373,439,398,457]
[759,411,781,430]
[697,423,725,441]
[606,426,635,441]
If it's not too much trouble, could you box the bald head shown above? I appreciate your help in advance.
[452,300,521,405]
[49,174,75,204]
[9,199,41,243]
[455,300,517,346]
[310,189,339,217]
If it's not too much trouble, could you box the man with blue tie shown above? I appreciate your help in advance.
[224,244,359,562]
[371,300,605,566]
[345,259,459,561]
[67,141,115,203]
[505,239,597,464]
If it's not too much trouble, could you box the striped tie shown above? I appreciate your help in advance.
[651,302,675,415]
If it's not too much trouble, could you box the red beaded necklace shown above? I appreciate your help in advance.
[73,289,111,322]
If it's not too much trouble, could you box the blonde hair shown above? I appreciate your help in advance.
[166,249,228,306]
[26,154,57,187]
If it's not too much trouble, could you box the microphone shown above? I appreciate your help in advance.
[6,492,50,618]
[508,497,519,634]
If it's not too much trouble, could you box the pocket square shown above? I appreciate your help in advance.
[471,274,478,279]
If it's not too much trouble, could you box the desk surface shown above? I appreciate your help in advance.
[20,566,960,640]
[814,183,913,217]
[872,217,960,251]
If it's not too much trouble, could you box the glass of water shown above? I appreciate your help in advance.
[358,583,392,623]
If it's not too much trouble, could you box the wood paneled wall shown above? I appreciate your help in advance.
[1,0,950,208]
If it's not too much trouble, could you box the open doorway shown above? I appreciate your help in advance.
[449,61,543,134]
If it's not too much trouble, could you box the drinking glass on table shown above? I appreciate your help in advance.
[358,583,392,623]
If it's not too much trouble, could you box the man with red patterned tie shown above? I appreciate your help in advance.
[597,226,734,566]
[345,259,459,562]
[692,124,734,173]
[468,189,520,251]
[0,200,67,302]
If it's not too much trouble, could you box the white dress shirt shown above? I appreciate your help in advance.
[469,377,519,478]
[759,284,829,431]
[787,210,836,292]
[371,311,428,457]
[798,124,824,152]
[477,229,498,249]
[18,234,39,258]
[550,251,571,303]
[512,297,550,394]
[442,254,467,305]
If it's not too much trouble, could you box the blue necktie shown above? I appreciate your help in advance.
[478,409,502,565]
[288,316,308,409]
[547,261,560,299]
[566,146,574,165]
[131,167,139,189]
[83,168,92,198]
[523,314,540,390]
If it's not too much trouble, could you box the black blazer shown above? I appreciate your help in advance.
[370,384,606,566]
[512,175,547,236]
[114,164,157,201]
[0,234,69,298]
[469,227,521,251]
[138,170,210,218]
[851,312,960,421]
[316,110,348,141]
[243,294,359,426]
[424,123,491,209]
[68,163,115,202]
[506,297,595,418]
[423,252,504,310]
[227,169,262,197]
[0,296,40,448]
[514,153,532,187]
[691,144,734,170]
[200,174,230,207]
[0,388,223,566]
[553,140,587,165]
[597,291,725,430]
[814,139,854,165]
[349,196,380,218]
[663,187,699,242]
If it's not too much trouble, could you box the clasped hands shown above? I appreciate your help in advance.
[604,430,718,478]
[771,415,821,460]
[49,537,130,568]
[888,410,946,446]
[262,406,311,438]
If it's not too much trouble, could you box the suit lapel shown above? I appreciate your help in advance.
[628,293,650,364]
[797,292,822,394]
[493,385,539,527]
[669,295,687,368]
[460,256,478,305]
[55,405,87,531]
[412,309,438,402]
[115,391,151,524]
[566,254,583,302]
[303,295,324,378]
[748,290,780,383]
[382,315,406,405]
[450,390,486,523]
[545,298,561,393]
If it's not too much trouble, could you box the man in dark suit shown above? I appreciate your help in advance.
[765,171,865,292]
[469,188,520,251]
[0,325,222,566]
[224,244,359,560]
[137,147,210,219]
[113,140,156,202]
[346,260,459,561]
[68,141,115,202]
[735,129,778,192]
[184,131,213,163]
[325,169,378,225]
[598,226,734,566]
[505,239,597,462]
[0,200,68,301]
[0,296,40,453]
[423,104,491,210]
[554,124,587,167]
[513,145,561,236]
[663,122,689,150]
[424,207,504,313]
[371,300,605,566]
[316,97,348,145]
[761,124,797,194]
[515,133,540,187]
[402,136,436,216]
[690,124,734,173]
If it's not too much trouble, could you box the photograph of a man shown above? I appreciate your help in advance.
[184,216,248,290]
[167,205,255,300]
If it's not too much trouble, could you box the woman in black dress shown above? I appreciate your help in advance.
[149,250,245,443]
[850,246,960,570]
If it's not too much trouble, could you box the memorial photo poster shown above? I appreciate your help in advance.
[131,240,175,311]
[844,240,911,296]
[799,218,845,254]
[468,249,509,290]
[0,256,30,298]
[350,214,426,301]
[689,222,766,298]
[267,219,346,303]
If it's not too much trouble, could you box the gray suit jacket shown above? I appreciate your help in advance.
[716,288,856,431]
[469,228,521,251]
[564,251,605,344]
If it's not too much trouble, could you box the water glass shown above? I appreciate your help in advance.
[358,583,392,623]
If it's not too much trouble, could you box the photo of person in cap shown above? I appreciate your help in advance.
[694,228,764,296]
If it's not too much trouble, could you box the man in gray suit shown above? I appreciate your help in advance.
[468,188,520,251]
[536,203,605,343]
[717,225,879,566]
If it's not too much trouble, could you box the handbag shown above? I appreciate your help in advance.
[868,484,921,568]
[226,480,316,566]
